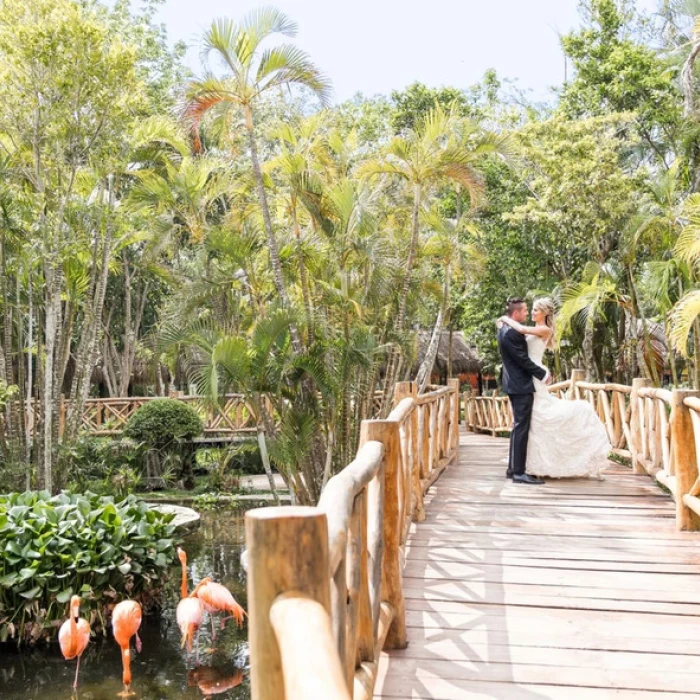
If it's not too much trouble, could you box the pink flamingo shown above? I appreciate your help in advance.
[112,600,142,693]
[58,595,91,689]
[190,576,246,641]
[176,547,204,663]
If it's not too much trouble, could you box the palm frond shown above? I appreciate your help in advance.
[255,43,332,106]
[240,6,298,41]
[669,290,700,357]
[202,18,243,75]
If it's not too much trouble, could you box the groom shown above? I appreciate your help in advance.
[497,297,549,485]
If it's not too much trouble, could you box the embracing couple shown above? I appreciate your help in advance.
[496,297,611,485]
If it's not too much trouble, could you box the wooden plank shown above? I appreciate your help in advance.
[376,657,700,693]
[404,544,700,565]
[379,640,700,672]
[376,677,700,699]
[402,577,700,605]
[403,548,700,573]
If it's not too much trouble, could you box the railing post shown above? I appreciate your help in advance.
[631,378,651,475]
[671,389,700,531]
[449,378,460,452]
[359,419,407,650]
[394,382,424,523]
[246,506,339,700]
[463,391,472,432]
[570,369,585,400]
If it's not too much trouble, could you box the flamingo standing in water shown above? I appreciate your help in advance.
[58,595,91,689]
[112,600,142,692]
[190,576,246,641]
[176,547,204,662]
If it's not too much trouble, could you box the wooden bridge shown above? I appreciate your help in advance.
[244,376,700,699]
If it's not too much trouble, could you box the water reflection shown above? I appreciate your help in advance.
[187,666,244,696]
[0,509,250,700]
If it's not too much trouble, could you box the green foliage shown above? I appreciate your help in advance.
[57,435,143,496]
[124,399,204,447]
[506,114,643,271]
[459,158,557,371]
[0,491,175,646]
[559,0,680,163]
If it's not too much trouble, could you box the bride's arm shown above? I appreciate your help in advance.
[499,316,553,341]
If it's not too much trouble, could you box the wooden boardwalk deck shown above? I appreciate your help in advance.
[374,431,700,699]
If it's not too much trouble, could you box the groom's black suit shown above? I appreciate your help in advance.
[497,326,547,477]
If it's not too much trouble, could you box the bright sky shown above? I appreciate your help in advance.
[153,0,659,104]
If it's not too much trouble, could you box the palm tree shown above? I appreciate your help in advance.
[360,105,504,405]
[669,193,700,385]
[556,264,631,382]
[185,8,332,351]
[267,115,330,341]
[415,208,484,391]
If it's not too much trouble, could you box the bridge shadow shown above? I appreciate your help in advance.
[376,433,552,699]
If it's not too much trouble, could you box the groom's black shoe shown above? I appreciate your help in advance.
[505,469,513,478]
[512,474,545,485]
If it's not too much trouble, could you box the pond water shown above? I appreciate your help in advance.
[0,507,252,700]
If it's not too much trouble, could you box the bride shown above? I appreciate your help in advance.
[498,297,611,479]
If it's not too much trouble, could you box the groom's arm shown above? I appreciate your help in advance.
[502,330,548,381]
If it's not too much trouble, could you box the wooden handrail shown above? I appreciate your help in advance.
[464,373,700,532]
[245,379,461,700]
[270,595,350,700]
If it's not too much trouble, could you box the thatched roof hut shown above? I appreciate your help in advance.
[413,330,482,377]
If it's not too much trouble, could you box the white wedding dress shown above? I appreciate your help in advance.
[525,335,611,479]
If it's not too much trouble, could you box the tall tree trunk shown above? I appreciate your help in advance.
[583,323,596,381]
[694,318,700,390]
[447,321,453,380]
[244,105,302,354]
[397,182,422,334]
[292,202,313,343]
[25,268,33,479]
[43,265,61,493]
[66,177,116,437]
[416,264,450,392]
[381,181,422,414]
[1,228,16,439]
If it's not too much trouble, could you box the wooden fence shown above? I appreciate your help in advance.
[25,392,386,439]
[464,369,700,531]
[245,379,461,700]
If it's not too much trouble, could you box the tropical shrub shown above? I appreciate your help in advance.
[0,491,176,646]
[57,435,142,494]
[124,400,204,489]
[124,399,203,446]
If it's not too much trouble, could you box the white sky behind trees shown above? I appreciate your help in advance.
[154,0,659,103]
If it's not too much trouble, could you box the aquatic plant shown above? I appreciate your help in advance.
[0,491,175,646]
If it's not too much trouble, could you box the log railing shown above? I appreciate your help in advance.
[464,370,700,531]
[245,379,461,700]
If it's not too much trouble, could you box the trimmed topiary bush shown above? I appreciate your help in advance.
[0,491,176,646]
[124,399,203,447]
[124,399,204,490]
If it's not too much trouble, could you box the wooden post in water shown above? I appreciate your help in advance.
[359,419,407,650]
[670,389,700,531]
[630,378,651,475]
[246,506,342,700]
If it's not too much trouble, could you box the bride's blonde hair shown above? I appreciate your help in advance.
[533,297,556,349]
